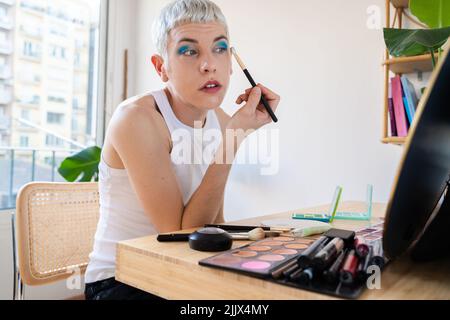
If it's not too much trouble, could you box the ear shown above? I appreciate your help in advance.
[151,54,169,82]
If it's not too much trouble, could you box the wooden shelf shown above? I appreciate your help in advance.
[382,137,407,145]
[390,0,409,9]
[383,53,438,74]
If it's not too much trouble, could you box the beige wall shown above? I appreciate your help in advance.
[132,0,404,221]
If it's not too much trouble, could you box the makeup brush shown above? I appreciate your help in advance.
[204,224,291,233]
[230,47,278,123]
[228,228,266,241]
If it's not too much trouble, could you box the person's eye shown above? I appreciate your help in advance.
[214,42,229,54]
[178,46,198,56]
[214,47,228,54]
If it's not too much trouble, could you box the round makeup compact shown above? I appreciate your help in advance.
[189,227,233,252]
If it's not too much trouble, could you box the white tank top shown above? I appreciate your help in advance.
[85,89,223,284]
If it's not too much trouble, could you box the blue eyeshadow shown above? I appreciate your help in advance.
[178,45,190,55]
[216,41,228,49]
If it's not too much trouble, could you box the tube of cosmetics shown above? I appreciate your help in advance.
[313,237,345,270]
[340,249,359,285]
[297,236,329,269]
[323,249,347,284]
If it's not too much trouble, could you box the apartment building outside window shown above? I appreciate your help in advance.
[0,0,103,210]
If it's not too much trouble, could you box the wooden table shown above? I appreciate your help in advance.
[115,202,450,300]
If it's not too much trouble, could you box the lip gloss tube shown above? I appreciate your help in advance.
[356,246,373,282]
[354,236,370,258]
[340,249,359,285]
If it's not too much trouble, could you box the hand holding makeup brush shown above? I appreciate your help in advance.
[230,84,280,132]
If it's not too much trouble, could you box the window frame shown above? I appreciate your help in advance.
[95,0,109,147]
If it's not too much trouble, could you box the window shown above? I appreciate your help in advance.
[0,6,7,19]
[16,92,40,105]
[45,134,64,147]
[49,45,67,60]
[20,135,29,147]
[72,97,79,109]
[20,109,30,120]
[1,0,103,210]
[47,112,64,124]
[74,52,81,67]
[23,40,41,59]
[72,118,78,131]
[48,94,66,104]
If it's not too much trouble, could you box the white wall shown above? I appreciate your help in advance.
[132,0,404,221]
[130,0,405,221]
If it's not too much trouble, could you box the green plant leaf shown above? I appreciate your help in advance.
[384,27,450,57]
[410,0,450,28]
[58,146,102,182]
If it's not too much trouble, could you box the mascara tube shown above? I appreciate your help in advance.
[370,239,386,269]
[323,249,347,284]
[313,237,345,270]
[297,268,315,286]
[297,236,329,269]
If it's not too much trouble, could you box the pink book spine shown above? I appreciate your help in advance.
[391,76,408,137]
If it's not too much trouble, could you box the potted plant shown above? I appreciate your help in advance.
[58,146,102,182]
[384,0,450,68]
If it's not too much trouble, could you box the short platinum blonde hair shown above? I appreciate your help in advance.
[152,0,229,61]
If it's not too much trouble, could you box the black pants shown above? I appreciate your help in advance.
[85,278,164,300]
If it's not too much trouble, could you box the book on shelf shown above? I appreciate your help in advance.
[388,75,419,138]
[402,97,411,127]
[387,83,397,137]
[391,75,409,137]
[401,75,419,123]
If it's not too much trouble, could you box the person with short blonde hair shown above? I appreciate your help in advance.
[84,0,280,300]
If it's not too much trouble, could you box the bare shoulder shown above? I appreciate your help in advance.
[214,107,231,131]
[108,94,171,148]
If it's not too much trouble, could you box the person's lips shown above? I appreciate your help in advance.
[199,80,222,93]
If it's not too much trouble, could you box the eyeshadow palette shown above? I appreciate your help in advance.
[199,236,317,278]
[355,221,384,242]
[199,221,388,299]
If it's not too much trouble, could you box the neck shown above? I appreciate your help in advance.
[164,87,208,128]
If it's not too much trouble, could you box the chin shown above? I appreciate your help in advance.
[195,92,225,110]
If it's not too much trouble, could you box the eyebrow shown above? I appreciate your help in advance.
[177,35,228,45]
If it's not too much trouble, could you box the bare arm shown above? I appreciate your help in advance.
[110,84,280,233]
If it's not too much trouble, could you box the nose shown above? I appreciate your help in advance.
[200,55,217,73]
